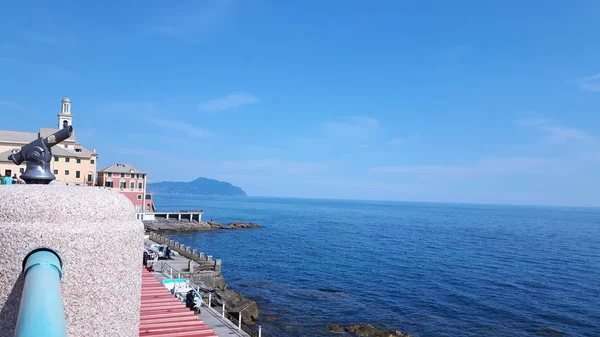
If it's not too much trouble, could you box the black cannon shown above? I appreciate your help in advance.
[9,126,73,184]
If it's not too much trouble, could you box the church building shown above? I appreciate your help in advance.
[0,97,98,185]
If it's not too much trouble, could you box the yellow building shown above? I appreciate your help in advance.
[0,97,98,185]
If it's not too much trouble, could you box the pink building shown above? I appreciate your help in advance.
[97,163,154,212]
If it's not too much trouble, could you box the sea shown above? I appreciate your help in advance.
[154,195,600,337]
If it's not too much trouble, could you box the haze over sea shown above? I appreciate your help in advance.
[155,195,600,337]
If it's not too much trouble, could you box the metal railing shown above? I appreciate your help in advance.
[156,261,262,337]
[224,310,262,337]
[15,248,67,337]
[178,209,204,213]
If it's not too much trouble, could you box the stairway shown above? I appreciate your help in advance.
[140,270,217,337]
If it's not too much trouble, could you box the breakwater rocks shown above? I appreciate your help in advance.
[328,324,413,337]
[144,219,261,232]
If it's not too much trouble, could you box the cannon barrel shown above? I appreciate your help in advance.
[43,126,73,149]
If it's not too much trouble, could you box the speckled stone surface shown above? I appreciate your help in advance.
[0,186,144,337]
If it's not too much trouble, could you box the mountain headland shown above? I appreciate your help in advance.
[147,177,247,196]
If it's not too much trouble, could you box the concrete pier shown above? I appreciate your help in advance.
[149,232,222,271]
[136,211,203,222]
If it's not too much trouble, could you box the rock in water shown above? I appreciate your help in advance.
[216,289,259,324]
[143,219,261,231]
[344,324,413,337]
[206,221,223,229]
[328,324,344,333]
[225,222,261,229]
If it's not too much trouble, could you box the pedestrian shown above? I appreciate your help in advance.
[12,174,18,184]
[1,174,12,185]
[0,174,3,185]
[165,246,171,259]
[185,290,196,310]
[143,250,149,267]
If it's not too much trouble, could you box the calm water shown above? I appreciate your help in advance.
[154,195,600,337]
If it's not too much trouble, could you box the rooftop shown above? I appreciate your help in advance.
[0,126,95,162]
[99,163,147,174]
[51,145,97,159]
[0,130,38,144]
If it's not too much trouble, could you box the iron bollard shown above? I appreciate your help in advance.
[222,302,225,318]
[238,312,242,331]
[208,293,212,307]
[259,325,262,337]
[15,248,67,337]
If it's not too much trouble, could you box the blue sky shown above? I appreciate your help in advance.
[1,1,600,206]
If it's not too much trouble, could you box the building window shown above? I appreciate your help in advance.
[136,174,140,178]
[145,194,152,200]
[53,170,58,174]
[104,181,113,188]
[64,144,68,149]
[65,170,70,175]
[77,159,81,163]
[87,174,93,182]
[141,174,145,179]
[137,194,142,200]
[54,157,59,162]
[130,182,134,189]
[75,149,82,152]
[130,173,135,178]
[120,182,126,188]
[120,173,125,178]
[138,182,143,189]
[91,159,95,164]
[20,168,25,173]
[107,172,112,177]
[65,158,70,163]
[76,171,80,178]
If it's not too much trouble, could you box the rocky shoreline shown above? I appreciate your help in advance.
[144,219,261,232]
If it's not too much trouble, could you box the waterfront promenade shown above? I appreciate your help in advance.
[144,237,252,337]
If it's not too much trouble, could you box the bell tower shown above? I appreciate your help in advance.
[57,96,73,129]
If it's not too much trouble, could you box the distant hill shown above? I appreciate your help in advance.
[147,177,247,196]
